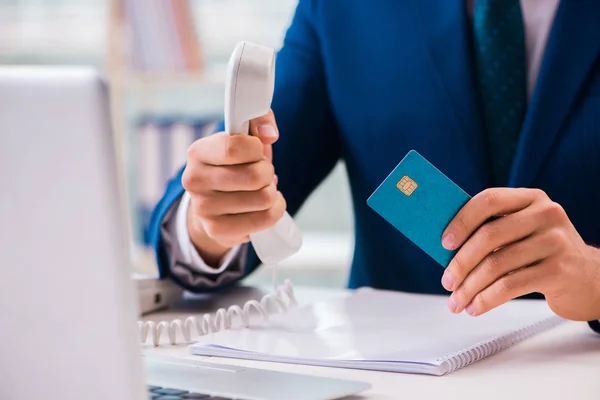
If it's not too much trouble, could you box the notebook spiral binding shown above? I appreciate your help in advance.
[439,316,564,374]
[138,265,297,346]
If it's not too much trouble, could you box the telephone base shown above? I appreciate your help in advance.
[134,273,184,315]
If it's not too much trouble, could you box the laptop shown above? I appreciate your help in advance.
[0,66,370,400]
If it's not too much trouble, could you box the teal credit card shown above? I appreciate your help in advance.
[367,150,471,268]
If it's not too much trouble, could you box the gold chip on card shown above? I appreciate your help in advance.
[396,175,418,196]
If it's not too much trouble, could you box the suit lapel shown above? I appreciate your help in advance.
[511,0,600,188]
[410,0,489,189]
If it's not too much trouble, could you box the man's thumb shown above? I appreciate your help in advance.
[249,110,279,146]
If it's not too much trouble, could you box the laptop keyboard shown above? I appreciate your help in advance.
[148,385,233,399]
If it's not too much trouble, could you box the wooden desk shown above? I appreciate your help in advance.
[141,285,600,400]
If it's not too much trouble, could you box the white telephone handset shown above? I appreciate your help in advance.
[138,42,302,346]
[224,41,302,265]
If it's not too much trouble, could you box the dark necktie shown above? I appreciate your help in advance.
[472,0,528,187]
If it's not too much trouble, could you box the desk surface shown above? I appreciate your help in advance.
[141,285,600,400]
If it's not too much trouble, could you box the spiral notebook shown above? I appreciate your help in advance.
[189,288,564,376]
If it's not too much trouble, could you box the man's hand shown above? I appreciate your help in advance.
[441,188,600,321]
[181,110,286,266]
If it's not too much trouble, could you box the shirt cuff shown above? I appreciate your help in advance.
[175,191,242,275]
[588,319,600,334]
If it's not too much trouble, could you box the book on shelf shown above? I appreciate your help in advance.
[135,115,219,244]
[122,0,203,73]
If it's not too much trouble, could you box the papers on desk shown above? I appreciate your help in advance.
[189,288,564,376]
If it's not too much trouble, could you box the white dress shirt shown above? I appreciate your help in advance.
[175,191,244,274]
[165,0,561,284]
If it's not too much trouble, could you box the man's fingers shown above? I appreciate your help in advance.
[184,160,275,193]
[190,182,278,216]
[442,188,545,251]
[187,132,265,166]
[447,231,554,313]
[442,207,541,291]
[199,192,287,242]
[461,262,546,316]
[183,110,281,251]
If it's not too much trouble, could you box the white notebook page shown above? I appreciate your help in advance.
[190,289,562,373]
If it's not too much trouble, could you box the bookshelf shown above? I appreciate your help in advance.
[106,0,224,275]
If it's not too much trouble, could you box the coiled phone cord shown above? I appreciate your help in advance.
[138,265,297,346]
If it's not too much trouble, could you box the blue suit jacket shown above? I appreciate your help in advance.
[148,0,600,319]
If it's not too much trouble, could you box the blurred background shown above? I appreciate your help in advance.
[0,0,354,288]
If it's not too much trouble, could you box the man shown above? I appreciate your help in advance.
[148,0,600,332]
